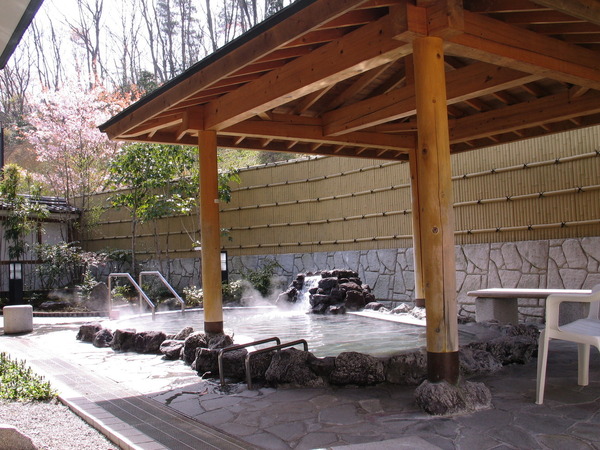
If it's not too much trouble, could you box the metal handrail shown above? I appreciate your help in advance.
[218,337,281,387]
[108,273,156,320]
[245,339,309,389]
[139,271,185,314]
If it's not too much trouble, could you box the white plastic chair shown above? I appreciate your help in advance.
[536,284,600,404]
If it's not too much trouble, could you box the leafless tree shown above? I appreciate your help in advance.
[67,0,106,87]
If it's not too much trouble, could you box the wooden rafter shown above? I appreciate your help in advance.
[100,0,600,160]
[202,14,414,131]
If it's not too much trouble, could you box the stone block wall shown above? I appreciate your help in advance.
[99,236,599,324]
[229,236,600,323]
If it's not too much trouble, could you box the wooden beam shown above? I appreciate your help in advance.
[293,86,335,115]
[326,62,395,110]
[445,10,600,89]
[324,62,540,135]
[120,113,184,138]
[450,90,600,142]
[203,13,413,131]
[223,117,416,150]
[102,0,375,139]
[529,0,600,26]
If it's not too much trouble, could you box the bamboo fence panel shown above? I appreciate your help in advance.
[82,127,600,258]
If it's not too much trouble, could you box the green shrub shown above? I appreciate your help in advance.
[222,279,245,303]
[241,259,281,297]
[0,353,56,401]
[183,286,203,307]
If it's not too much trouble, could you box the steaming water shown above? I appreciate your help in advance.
[111,275,435,357]
[297,275,320,310]
[113,307,429,357]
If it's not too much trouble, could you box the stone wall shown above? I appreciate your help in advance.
[100,236,600,324]
[229,236,600,323]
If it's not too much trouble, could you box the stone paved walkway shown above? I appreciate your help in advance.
[1,316,599,449]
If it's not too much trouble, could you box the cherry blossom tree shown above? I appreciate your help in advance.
[26,83,136,214]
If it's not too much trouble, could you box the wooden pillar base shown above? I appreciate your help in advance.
[204,321,224,334]
[427,351,459,384]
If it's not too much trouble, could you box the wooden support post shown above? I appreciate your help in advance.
[198,130,224,334]
[409,152,425,309]
[412,36,459,384]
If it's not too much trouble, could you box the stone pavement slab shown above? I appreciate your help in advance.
[2,316,600,449]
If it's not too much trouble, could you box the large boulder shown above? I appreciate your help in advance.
[329,352,385,386]
[467,335,537,365]
[307,356,336,378]
[415,380,492,415]
[459,347,503,376]
[39,300,71,311]
[110,329,137,352]
[76,322,103,342]
[0,425,37,450]
[134,331,167,353]
[207,333,234,350]
[192,348,219,375]
[344,290,365,311]
[92,328,113,348]
[160,340,185,359]
[265,348,324,387]
[318,277,339,291]
[219,349,248,380]
[385,349,427,385]
[174,326,194,341]
[182,332,208,364]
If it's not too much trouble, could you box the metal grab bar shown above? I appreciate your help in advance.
[108,273,156,319]
[139,271,185,314]
[218,337,281,386]
[245,339,309,389]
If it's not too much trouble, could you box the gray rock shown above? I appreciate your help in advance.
[414,380,492,415]
[339,281,362,293]
[345,290,365,310]
[385,349,427,385]
[76,322,102,342]
[207,333,234,350]
[310,294,332,307]
[183,332,208,364]
[307,356,336,378]
[328,304,346,314]
[134,331,167,353]
[160,340,184,359]
[364,302,385,311]
[248,351,276,381]
[459,347,502,376]
[87,282,109,311]
[330,352,385,386]
[0,424,37,450]
[92,328,113,348]
[265,348,324,387]
[318,277,339,291]
[173,326,194,340]
[468,335,537,365]
[192,348,219,375]
[391,303,410,314]
[220,349,248,380]
[110,329,137,352]
[39,300,71,311]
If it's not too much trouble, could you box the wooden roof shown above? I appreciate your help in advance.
[100,0,600,161]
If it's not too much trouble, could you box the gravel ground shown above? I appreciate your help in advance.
[0,399,118,450]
